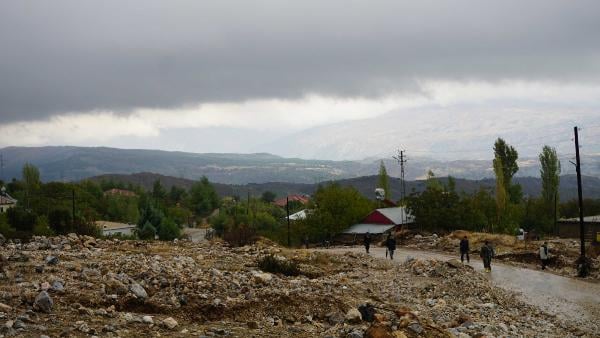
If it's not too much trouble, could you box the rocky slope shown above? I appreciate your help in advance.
[0,235,596,337]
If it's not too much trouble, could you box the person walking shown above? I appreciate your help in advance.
[539,241,549,270]
[480,240,494,272]
[385,233,396,260]
[460,235,470,263]
[363,232,372,254]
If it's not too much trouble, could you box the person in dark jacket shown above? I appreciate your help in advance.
[480,240,495,272]
[460,236,470,263]
[385,233,397,260]
[363,233,372,254]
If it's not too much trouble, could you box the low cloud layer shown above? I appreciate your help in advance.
[1,1,600,124]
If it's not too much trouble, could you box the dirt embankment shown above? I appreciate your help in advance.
[400,230,600,281]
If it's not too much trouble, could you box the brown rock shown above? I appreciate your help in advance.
[365,323,394,338]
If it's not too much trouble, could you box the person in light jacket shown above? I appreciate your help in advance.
[539,241,549,270]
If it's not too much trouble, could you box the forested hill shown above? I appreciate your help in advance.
[88,172,600,201]
[2,146,599,185]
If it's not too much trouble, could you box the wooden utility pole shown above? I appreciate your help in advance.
[394,149,407,223]
[574,126,589,277]
[72,189,76,225]
[286,195,291,247]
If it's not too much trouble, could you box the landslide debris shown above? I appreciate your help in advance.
[0,235,595,337]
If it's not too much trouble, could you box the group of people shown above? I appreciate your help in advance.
[363,232,397,260]
[363,233,551,272]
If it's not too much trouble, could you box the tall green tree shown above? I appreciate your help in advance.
[377,161,390,199]
[22,163,41,209]
[493,138,520,202]
[189,177,220,216]
[493,155,507,227]
[306,183,374,241]
[539,145,561,212]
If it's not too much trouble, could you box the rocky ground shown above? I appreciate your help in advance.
[401,231,600,281]
[0,234,597,337]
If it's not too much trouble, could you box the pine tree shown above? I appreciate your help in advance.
[377,161,390,199]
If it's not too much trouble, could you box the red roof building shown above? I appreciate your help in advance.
[274,194,310,207]
[103,188,137,198]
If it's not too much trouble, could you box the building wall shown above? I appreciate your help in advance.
[558,221,600,242]
[102,227,135,237]
[0,204,15,213]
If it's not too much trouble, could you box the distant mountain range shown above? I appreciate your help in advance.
[89,172,600,201]
[0,146,599,185]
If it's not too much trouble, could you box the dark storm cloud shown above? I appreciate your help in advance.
[1,0,600,123]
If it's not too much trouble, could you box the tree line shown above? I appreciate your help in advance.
[0,164,220,241]
[404,139,581,235]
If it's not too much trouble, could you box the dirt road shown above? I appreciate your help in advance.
[325,246,600,327]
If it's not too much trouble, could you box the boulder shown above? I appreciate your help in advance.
[345,308,362,324]
[162,317,178,330]
[33,291,53,313]
[129,283,148,300]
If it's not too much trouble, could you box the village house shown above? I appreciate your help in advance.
[339,206,414,243]
[274,194,310,208]
[0,187,17,213]
[103,188,137,198]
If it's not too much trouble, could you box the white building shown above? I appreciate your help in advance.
[0,187,17,213]
[95,221,137,237]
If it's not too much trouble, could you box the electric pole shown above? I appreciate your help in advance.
[573,126,589,277]
[0,153,4,183]
[72,188,76,227]
[286,195,291,247]
[393,149,407,222]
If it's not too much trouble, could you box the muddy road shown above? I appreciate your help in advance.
[323,246,600,327]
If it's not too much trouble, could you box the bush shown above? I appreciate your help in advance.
[76,220,102,237]
[7,207,37,232]
[138,221,156,240]
[257,254,300,276]
[157,219,180,241]
[0,214,16,238]
[223,224,256,247]
[33,216,55,236]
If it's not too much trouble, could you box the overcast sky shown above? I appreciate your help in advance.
[1,1,599,158]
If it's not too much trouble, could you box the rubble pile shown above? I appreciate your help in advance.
[0,235,596,337]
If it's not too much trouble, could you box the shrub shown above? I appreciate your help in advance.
[0,214,16,238]
[76,221,102,237]
[157,219,180,241]
[223,224,256,247]
[257,254,300,276]
[138,221,156,240]
[33,216,55,236]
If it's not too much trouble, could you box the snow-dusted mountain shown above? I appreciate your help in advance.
[260,106,600,162]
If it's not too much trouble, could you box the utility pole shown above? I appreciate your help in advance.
[0,153,4,183]
[286,195,291,247]
[72,189,76,226]
[393,149,407,222]
[554,191,558,236]
[573,126,589,277]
